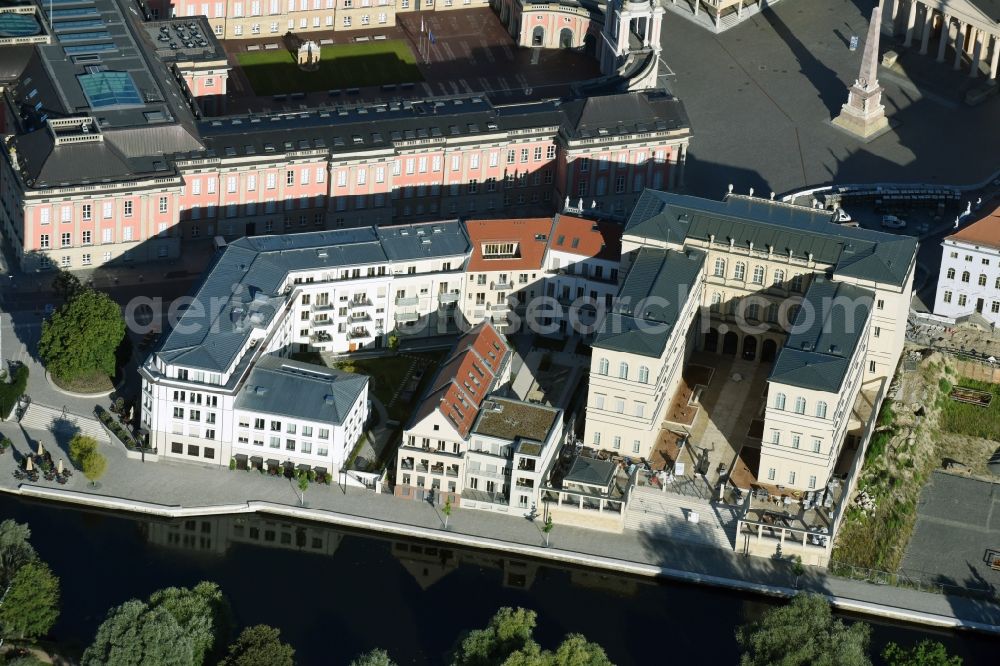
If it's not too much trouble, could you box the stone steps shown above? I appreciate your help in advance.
[625,486,737,549]
[19,403,108,443]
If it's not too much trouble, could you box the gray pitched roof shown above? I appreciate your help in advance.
[565,456,617,488]
[559,91,689,140]
[593,247,705,357]
[625,191,917,287]
[234,355,367,424]
[769,278,874,393]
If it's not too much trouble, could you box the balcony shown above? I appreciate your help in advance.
[394,295,419,307]
[348,328,372,340]
[488,301,510,312]
[348,312,371,324]
[310,302,334,312]
[445,467,459,478]
[310,331,332,344]
[395,310,419,323]
[349,298,373,309]
[437,290,460,304]
[400,458,414,471]
[311,317,335,327]
[416,462,429,473]
[491,281,513,290]
[430,463,445,475]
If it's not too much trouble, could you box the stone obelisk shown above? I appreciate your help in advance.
[832,5,891,140]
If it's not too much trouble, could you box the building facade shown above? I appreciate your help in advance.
[933,204,1000,324]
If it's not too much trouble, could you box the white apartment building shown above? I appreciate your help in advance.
[140,221,469,464]
[933,205,1000,325]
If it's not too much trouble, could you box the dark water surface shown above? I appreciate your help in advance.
[1,498,997,665]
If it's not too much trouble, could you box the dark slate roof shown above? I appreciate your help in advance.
[234,355,367,425]
[565,456,617,488]
[376,220,470,263]
[155,222,468,373]
[968,0,1000,21]
[769,278,874,393]
[625,192,917,287]
[593,247,705,357]
[559,91,689,140]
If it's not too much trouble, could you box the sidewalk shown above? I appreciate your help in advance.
[2,418,999,632]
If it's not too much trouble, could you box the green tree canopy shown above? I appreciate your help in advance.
[350,648,397,666]
[453,607,540,666]
[149,581,232,665]
[0,560,60,640]
[82,600,194,666]
[0,520,36,588]
[548,634,613,666]
[219,624,295,666]
[68,435,98,465]
[51,271,81,302]
[883,640,962,666]
[80,451,107,485]
[736,593,871,666]
[39,288,125,381]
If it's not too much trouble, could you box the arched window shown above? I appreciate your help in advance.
[598,358,609,375]
[772,269,785,288]
[774,393,786,410]
[734,262,746,281]
[713,258,726,277]
[946,268,956,279]
[979,274,988,286]
[752,265,765,285]
[619,362,628,379]
[794,397,806,414]
[711,292,723,311]
[746,303,760,321]
[961,271,970,283]
[638,366,649,383]
[790,275,804,292]
[816,401,828,419]
[766,303,779,323]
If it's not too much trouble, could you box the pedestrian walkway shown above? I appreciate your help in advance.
[17,403,107,444]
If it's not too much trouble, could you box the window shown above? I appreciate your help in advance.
[874,326,881,338]
[770,430,780,445]
[632,440,640,454]
[286,170,295,186]
[82,204,91,221]
[790,275,803,292]
[788,471,796,485]
[993,302,1000,314]
[124,201,133,217]
[813,439,821,453]
[794,397,806,414]
[598,358,609,375]
[767,468,776,481]
[958,294,968,306]
[808,476,817,489]
[980,274,988,286]
[82,253,91,265]
[614,399,624,414]
[816,401,827,419]
[39,208,50,225]
[61,206,71,223]
[103,202,113,219]
[943,291,953,303]
[39,234,49,249]
[772,269,784,287]
[159,196,168,212]
[634,403,645,418]
[751,265,764,285]
[61,232,71,248]
[638,366,649,383]
[713,258,725,277]
[187,444,200,457]
[876,298,884,310]
[82,230,91,245]
[774,393,786,410]
[618,362,628,379]
[612,436,621,450]
[961,271,970,283]
[594,394,605,409]
[734,263,746,281]
[791,435,800,449]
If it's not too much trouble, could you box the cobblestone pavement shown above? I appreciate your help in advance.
[663,0,1000,197]
[2,418,999,630]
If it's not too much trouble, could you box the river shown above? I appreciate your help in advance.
[1,497,997,665]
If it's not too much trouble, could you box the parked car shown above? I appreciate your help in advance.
[881,215,907,229]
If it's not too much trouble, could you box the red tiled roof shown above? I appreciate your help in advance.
[548,214,623,261]
[465,218,555,272]
[948,204,1000,250]
[414,322,511,439]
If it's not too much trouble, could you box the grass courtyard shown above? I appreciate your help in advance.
[236,41,422,95]
[938,377,1000,441]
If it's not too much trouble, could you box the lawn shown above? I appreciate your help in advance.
[938,378,1000,440]
[236,41,422,95]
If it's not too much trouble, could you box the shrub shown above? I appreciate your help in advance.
[0,366,29,419]
[938,377,952,394]
[229,458,236,471]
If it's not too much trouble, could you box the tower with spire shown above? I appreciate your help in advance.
[832,5,891,140]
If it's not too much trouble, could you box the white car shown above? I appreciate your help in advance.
[881,215,907,229]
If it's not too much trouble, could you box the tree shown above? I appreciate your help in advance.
[792,555,805,588]
[148,581,232,665]
[297,471,309,506]
[69,434,98,468]
[0,560,60,640]
[548,634,613,666]
[442,496,452,529]
[883,640,962,666]
[51,271,81,302]
[0,520,36,588]
[83,600,194,666]
[541,515,554,547]
[220,624,295,666]
[387,333,400,351]
[350,648,397,666]
[453,607,540,666]
[81,451,107,486]
[38,288,125,382]
[736,593,871,666]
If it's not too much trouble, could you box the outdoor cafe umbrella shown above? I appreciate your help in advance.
[25,456,33,472]
[37,442,45,457]
[57,459,64,475]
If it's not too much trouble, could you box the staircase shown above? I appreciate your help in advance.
[19,404,108,443]
[625,485,738,549]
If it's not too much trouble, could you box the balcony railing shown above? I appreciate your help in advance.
[437,290,460,304]
[492,281,512,290]
[310,332,332,343]
[349,299,373,309]
[395,310,419,323]
[401,459,414,470]
[348,328,371,340]
[394,295,419,306]
[311,317,335,327]
[348,313,371,324]
[310,302,334,312]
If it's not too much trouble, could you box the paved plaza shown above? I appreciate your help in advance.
[662,0,1000,197]
[902,471,1000,594]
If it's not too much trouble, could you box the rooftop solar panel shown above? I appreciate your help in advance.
[77,71,144,108]
[51,7,99,18]
[64,42,118,55]
[53,19,106,32]
[60,30,111,43]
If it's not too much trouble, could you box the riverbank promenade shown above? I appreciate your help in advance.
[1,418,999,633]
